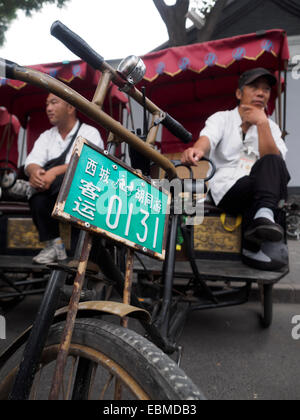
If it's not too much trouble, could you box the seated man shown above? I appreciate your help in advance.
[181,68,290,269]
[12,93,103,264]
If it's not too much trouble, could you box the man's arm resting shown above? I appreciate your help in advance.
[240,105,280,156]
[256,120,281,157]
[181,136,211,166]
[25,163,43,178]
[26,163,68,190]
[47,164,68,178]
[41,164,68,190]
[25,163,46,189]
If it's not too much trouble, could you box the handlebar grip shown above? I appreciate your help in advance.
[50,21,104,70]
[0,58,19,79]
[162,113,193,144]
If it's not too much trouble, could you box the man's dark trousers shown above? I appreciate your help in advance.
[218,154,291,231]
[28,174,65,243]
[29,175,99,260]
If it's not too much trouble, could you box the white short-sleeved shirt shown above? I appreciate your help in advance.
[200,107,288,205]
[25,120,103,171]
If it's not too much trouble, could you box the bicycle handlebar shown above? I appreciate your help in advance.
[174,157,216,193]
[0,21,215,180]
[162,114,193,144]
[51,21,105,73]
[50,21,193,145]
[0,58,178,179]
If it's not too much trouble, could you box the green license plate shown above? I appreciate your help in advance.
[53,137,170,260]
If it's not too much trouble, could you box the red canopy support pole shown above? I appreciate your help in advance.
[277,69,282,131]
[282,60,288,140]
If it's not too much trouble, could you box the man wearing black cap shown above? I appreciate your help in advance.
[181,67,290,269]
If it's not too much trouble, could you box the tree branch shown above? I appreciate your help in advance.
[153,0,190,46]
[196,0,227,43]
[0,0,70,46]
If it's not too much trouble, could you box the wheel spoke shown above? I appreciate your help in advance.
[99,373,113,400]
[0,319,201,400]
[114,378,123,400]
[65,356,78,400]
[87,363,98,400]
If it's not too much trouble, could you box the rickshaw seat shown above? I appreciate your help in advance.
[0,200,31,215]
[0,200,71,256]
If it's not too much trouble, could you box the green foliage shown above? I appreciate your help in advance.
[0,0,69,46]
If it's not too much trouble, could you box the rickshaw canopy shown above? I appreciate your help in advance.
[137,29,290,153]
[0,60,128,160]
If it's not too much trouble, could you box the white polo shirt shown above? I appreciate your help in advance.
[25,120,103,171]
[200,107,288,206]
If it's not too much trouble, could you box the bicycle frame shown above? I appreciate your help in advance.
[0,21,205,399]
[0,21,287,400]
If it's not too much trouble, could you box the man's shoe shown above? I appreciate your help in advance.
[32,243,67,265]
[244,217,284,244]
[242,240,288,271]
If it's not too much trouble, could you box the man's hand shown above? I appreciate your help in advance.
[29,167,47,190]
[181,136,210,166]
[28,167,57,191]
[240,105,280,157]
[240,104,268,126]
[40,169,57,190]
[181,147,205,166]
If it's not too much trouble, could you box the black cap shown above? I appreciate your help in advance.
[238,68,277,89]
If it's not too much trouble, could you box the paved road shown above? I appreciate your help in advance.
[179,301,300,400]
[272,240,300,302]
[0,296,299,400]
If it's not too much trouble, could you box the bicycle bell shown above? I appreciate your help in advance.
[117,55,146,85]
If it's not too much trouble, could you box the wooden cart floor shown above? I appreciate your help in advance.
[133,255,289,285]
[0,255,49,273]
[0,254,289,285]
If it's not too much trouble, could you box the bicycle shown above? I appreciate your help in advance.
[0,21,206,400]
[286,198,300,240]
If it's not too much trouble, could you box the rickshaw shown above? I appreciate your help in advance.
[0,59,128,309]
[130,28,290,333]
[0,23,291,400]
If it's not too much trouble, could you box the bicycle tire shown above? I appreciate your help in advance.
[286,213,300,239]
[0,318,204,400]
[260,284,273,329]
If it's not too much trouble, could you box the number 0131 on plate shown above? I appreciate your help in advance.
[53,137,171,260]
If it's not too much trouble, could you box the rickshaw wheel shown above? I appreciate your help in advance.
[259,283,273,328]
[0,160,18,189]
[0,319,203,400]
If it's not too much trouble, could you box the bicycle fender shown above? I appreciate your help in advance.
[0,302,151,371]
[54,301,151,323]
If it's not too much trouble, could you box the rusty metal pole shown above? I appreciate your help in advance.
[121,248,135,328]
[114,248,135,399]
[48,232,92,400]
[48,64,117,400]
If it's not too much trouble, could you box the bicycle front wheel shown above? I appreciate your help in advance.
[0,318,204,400]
